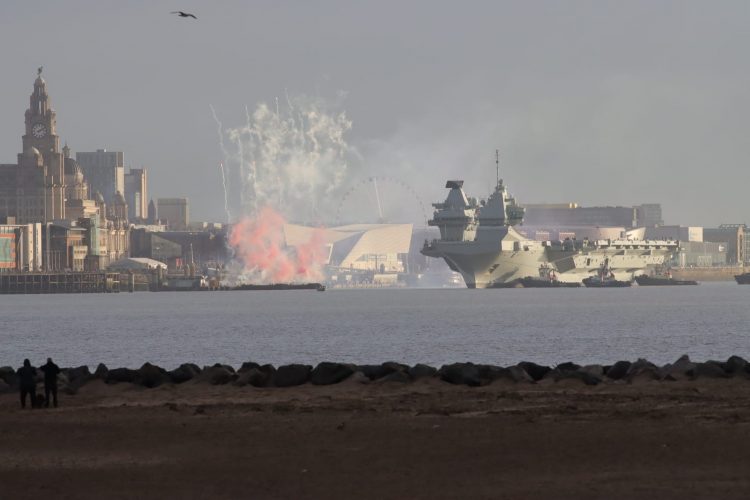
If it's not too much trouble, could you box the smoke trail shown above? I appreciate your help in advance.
[219,162,230,224]
[210,104,232,222]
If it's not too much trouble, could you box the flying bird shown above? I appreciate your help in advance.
[171,11,197,19]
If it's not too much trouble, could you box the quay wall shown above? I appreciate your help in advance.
[671,266,745,282]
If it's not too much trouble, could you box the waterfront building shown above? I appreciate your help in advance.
[76,149,125,206]
[147,199,157,224]
[0,70,135,271]
[644,226,704,242]
[523,203,663,228]
[0,220,43,271]
[674,241,727,267]
[157,198,189,230]
[130,227,228,269]
[0,69,67,223]
[704,226,744,265]
[124,168,148,221]
[284,223,412,284]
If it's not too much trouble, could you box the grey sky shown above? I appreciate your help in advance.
[1,0,748,226]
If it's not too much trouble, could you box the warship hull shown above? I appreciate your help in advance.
[422,237,674,288]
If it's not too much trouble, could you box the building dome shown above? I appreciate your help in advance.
[114,191,126,205]
[23,146,42,158]
[95,191,105,204]
[64,157,84,180]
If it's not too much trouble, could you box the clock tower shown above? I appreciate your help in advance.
[22,67,64,184]
[16,67,65,220]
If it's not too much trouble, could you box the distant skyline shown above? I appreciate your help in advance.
[1,0,748,226]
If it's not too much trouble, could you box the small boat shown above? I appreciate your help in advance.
[735,273,750,285]
[518,264,580,288]
[489,265,581,288]
[583,276,632,288]
[582,258,632,288]
[635,275,698,286]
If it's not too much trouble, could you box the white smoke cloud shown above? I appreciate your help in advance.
[216,94,359,223]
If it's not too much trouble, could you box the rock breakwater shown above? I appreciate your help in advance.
[1,354,748,394]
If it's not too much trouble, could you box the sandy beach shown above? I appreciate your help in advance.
[2,371,750,499]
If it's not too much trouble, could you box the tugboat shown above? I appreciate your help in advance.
[517,264,581,288]
[735,272,750,285]
[635,267,698,286]
[582,259,632,288]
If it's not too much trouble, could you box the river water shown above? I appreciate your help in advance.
[1,283,748,369]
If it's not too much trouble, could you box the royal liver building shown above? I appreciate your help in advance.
[0,69,129,270]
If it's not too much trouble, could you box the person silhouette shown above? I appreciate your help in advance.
[40,357,61,408]
[17,359,37,409]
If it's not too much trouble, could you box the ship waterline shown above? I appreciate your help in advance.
[422,179,677,288]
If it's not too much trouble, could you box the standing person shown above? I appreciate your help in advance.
[40,358,61,408]
[16,359,37,409]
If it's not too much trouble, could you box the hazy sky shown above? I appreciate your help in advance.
[1,0,748,226]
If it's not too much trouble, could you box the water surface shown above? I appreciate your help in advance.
[1,283,748,368]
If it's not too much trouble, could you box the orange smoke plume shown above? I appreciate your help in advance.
[228,206,327,283]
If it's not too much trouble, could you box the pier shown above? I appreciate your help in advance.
[0,272,121,294]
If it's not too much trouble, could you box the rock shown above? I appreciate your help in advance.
[725,355,748,376]
[382,361,409,373]
[348,371,370,384]
[238,362,260,373]
[438,363,481,387]
[579,365,604,378]
[408,364,437,380]
[310,362,355,385]
[196,366,236,385]
[659,354,696,380]
[106,368,138,384]
[0,380,11,394]
[507,366,535,383]
[136,363,168,388]
[358,364,390,380]
[626,359,660,382]
[517,362,551,382]
[65,365,91,384]
[605,361,632,380]
[556,362,581,372]
[689,361,729,379]
[379,370,411,383]
[0,366,18,387]
[357,362,409,381]
[274,364,312,387]
[168,363,201,384]
[212,363,236,373]
[64,366,92,390]
[236,365,276,387]
[93,363,109,379]
[235,369,260,387]
[563,370,602,386]
[477,365,511,384]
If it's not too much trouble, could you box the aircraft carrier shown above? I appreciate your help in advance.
[421,175,678,288]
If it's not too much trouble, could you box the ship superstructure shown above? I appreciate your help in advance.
[421,167,678,288]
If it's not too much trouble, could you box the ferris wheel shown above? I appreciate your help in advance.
[334,175,429,227]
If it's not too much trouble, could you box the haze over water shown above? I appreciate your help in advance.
[2,284,748,369]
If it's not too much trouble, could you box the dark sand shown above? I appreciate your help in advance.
[2,377,750,499]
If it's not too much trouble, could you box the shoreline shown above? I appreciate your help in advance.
[2,363,750,499]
